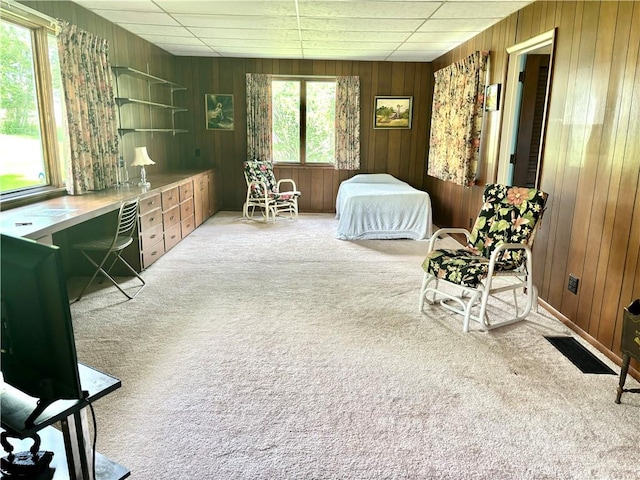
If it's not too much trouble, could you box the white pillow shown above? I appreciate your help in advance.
[344,173,404,185]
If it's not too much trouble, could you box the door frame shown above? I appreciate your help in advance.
[497,28,557,187]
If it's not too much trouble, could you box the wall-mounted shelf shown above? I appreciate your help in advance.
[112,66,187,136]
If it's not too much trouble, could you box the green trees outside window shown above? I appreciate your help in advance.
[272,78,335,165]
[0,15,68,197]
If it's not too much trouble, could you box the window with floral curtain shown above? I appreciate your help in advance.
[427,51,489,187]
[246,73,360,170]
[57,21,119,195]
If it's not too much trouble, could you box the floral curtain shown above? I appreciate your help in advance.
[57,22,119,195]
[427,51,489,187]
[246,73,273,161]
[335,76,360,170]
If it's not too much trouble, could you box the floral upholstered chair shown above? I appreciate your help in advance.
[243,160,300,223]
[418,184,548,332]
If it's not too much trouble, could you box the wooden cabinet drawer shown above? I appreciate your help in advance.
[181,216,195,238]
[142,239,165,269]
[139,193,161,215]
[164,223,181,252]
[161,186,180,211]
[140,223,163,251]
[163,205,180,230]
[139,208,162,231]
[179,180,193,201]
[180,198,194,220]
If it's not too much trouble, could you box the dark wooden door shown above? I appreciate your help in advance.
[512,54,550,188]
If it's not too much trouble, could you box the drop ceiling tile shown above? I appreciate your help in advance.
[396,41,459,51]
[301,30,410,43]
[89,10,180,25]
[297,1,441,19]
[159,45,220,56]
[409,30,479,43]
[432,1,529,19]
[419,18,499,32]
[300,18,423,32]
[170,49,221,57]
[173,14,299,29]
[303,41,400,50]
[73,1,162,12]
[157,1,295,16]
[189,27,300,41]
[124,25,195,37]
[387,51,442,62]
[305,51,388,61]
[202,39,301,49]
[139,35,204,46]
[216,47,303,56]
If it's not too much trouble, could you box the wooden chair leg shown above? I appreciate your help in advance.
[615,353,630,404]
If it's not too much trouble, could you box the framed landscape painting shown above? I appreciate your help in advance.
[374,96,413,129]
[205,94,234,130]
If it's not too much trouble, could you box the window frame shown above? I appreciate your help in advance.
[0,3,66,208]
[272,75,336,167]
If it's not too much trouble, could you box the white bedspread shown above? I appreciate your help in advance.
[335,174,432,240]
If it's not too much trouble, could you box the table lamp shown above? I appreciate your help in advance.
[130,147,155,188]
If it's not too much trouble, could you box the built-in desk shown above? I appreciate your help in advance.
[0,172,212,241]
[0,170,217,273]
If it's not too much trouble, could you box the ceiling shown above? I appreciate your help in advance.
[71,0,534,62]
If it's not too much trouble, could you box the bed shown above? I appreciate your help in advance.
[335,173,432,240]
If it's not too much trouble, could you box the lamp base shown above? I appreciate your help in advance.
[138,165,151,188]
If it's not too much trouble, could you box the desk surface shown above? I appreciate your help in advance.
[0,172,207,241]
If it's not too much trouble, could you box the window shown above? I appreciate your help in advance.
[272,78,336,165]
[0,6,69,203]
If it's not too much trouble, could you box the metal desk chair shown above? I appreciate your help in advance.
[72,199,145,301]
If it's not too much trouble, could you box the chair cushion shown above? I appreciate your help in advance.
[422,184,548,288]
[422,248,521,288]
[244,160,277,198]
[467,184,547,266]
[244,160,301,202]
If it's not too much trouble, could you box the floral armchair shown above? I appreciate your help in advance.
[243,160,300,222]
[418,184,548,332]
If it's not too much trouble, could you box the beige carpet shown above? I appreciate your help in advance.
[69,212,640,480]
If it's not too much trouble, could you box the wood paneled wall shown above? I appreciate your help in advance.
[425,0,640,371]
[21,1,182,178]
[174,57,432,212]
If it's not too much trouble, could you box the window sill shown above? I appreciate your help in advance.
[273,163,335,169]
[1,187,67,211]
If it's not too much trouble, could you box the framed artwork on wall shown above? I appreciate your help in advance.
[373,96,413,129]
[205,94,234,130]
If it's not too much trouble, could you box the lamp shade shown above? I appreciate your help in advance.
[130,147,156,167]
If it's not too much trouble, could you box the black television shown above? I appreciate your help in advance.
[1,234,85,427]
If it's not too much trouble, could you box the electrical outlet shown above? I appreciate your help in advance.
[567,274,579,294]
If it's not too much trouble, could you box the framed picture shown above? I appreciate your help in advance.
[205,94,234,130]
[373,96,413,129]
[484,84,501,112]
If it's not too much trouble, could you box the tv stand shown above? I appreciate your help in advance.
[1,364,129,480]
